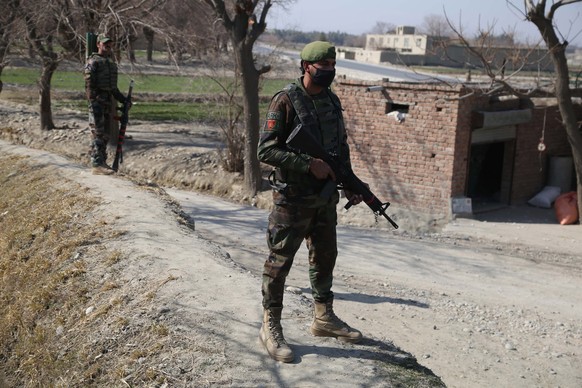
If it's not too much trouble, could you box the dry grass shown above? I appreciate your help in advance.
[0,155,221,387]
[0,155,102,385]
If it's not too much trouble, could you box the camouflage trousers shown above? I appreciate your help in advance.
[262,190,339,309]
[88,95,113,166]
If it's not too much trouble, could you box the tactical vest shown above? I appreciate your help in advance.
[88,54,119,92]
[283,82,345,157]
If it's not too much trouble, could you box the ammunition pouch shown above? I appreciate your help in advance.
[268,169,335,198]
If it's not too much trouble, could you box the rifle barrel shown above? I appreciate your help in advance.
[112,80,134,172]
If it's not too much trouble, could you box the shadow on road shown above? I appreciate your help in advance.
[292,337,444,385]
[471,204,558,224]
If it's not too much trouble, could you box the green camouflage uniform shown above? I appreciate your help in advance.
[84,41,126,167]
[258,79,353,309]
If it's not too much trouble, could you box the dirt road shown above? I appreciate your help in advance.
[167,187,581,388]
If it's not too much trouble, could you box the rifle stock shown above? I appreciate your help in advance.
[286,124,399,229]
[112,79,134,172]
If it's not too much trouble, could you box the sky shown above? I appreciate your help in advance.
[268,0,582,48]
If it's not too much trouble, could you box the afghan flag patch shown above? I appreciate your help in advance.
[265,111,281,131]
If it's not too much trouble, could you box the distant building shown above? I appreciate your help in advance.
[359,26,553,72]
[365,26,431,55]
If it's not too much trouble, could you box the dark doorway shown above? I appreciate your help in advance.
[467,142,505,205]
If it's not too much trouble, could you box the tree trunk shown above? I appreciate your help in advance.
[0,6,12,96]
[552,49,582,222]
[206,0,273,197]
[552,59,582,218]
[0,40,7,95]
[237,44,262,196]
[128,40,136,63]
[143,26,154,63]
[38,60,57,130]
[528,5,582,222]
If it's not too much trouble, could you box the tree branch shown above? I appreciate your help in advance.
[548,0,582,20]
[203,0,233,30]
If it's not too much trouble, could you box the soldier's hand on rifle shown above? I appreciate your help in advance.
[309,158,336,181]
[344,183,367,205]
[344,190,364,205]
[94,95,108,104]
[120,97,132,109]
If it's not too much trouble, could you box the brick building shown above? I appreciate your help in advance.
[333,77,579,225]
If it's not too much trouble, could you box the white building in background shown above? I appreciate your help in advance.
[356,26,553,72]
[365,26,429,55]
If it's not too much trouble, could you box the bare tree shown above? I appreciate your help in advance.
[368,21,396,35]
[420,14,453,37]
[522,0,582,220]
[20,1,61,130]
[0,0,21,95]
[142,26,155,62]
[158,1,224,61]
[201,0,282,196]
[209,70,245,173]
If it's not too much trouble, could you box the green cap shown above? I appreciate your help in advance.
[300,41,336,62]
[97,34,112,43]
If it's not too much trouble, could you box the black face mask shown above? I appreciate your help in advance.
[310,67,336,88]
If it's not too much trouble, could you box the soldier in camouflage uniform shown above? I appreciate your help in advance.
[257,41,364,363]
[84,33,128,175]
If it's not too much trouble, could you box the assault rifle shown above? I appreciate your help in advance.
[112,80,134,172]
[286,124,399,229]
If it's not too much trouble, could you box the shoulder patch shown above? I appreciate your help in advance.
[266,111,281,120]
[265,111,282,131]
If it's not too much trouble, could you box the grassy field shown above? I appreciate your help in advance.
[2,67,293,122]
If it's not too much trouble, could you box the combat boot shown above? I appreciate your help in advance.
[92,164,115,175]
[259,307,294,363]
[311,300,362,343]
[90,138,113,175]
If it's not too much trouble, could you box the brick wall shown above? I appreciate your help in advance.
[334,78,468,220]
[333,78,577,220]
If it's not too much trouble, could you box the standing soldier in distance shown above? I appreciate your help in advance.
[257,41,365,363]
[84,33,129,175]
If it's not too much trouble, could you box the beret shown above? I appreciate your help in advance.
[300,41,336,62]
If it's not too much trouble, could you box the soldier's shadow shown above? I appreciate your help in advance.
[291,337,436,377]
[294,337,409,361]
[337,291,430,308]
[296,289,430,309]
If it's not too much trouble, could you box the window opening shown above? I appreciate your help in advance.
[385,102,409,114]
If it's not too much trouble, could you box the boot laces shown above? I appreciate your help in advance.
[326,305,351,330]
[268,319,288,347]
